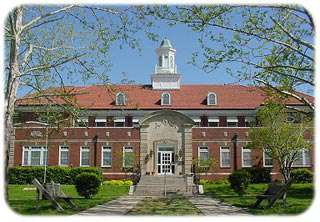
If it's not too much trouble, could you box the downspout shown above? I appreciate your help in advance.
[232,134,238,171]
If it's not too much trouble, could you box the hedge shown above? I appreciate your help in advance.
[8,166,103,184]
[244,167,272,183]
[291,168,313,183]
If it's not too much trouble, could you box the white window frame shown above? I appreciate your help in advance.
[227,117,238,127]
[116,92,126,106]
[220,147,231,168]
[207,92,217,105]
[80,146,90,167]
[242,147,252,167]
[59,145,69,166]
[198,146,209,166]
[123,146,134,168]
[263,148,273,167]
[22,146,48,166]
[292,149,311,167]
[161,92,171,106]
[101,146,112,167]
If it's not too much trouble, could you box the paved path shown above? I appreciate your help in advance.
[78,196,144,215]
[188,196,249,216]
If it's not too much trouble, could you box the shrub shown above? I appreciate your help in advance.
[69,167,103,184]
[104,179,133,186]
[228,169,251,195]
[8,166,102,184]
[75,173,102,199]
[244,167,272,183]
[291,168,313,183]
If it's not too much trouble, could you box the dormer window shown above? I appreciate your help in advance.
[161,92,171,105]
[116,92,126,106]
[207,92,217,105]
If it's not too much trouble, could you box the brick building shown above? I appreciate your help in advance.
[11,39,313,184]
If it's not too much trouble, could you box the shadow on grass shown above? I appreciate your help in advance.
[203,183,314,215]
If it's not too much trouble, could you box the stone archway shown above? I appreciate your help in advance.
[139,110,194,176]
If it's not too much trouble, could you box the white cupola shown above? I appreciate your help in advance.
[151,38,181,90]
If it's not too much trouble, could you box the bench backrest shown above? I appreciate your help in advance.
[264,179,293,196]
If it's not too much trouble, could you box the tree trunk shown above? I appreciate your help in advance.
[5,7,23,183]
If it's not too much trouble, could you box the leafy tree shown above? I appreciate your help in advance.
[248,102,312,183]
[4,5,157,168]
[139,5,314,113]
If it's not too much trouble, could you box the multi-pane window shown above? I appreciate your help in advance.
[123,147,134,168]
[245,117,255,127]
[76,118,88,127]
[22,146,48,166]
[220,147,231,167]
[227,117,238,127]
[208,118,219,127]
[198,146,209,166]
[114,119,125,127]
[59,146,69,166]
[95,118,106,127]
[207,92,217,105]
[102,146,112,167]
[116,92,126,106]
[242,148,252,167]
[293,149,311,167]
[161,93,171,105]
[80,147,90,167]
[263,149,273,167]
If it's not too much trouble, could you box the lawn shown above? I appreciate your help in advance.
[7,184,129,215]
[203,183,314,215]
[127,195,201,215]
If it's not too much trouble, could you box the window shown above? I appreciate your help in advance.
[158,56,162,67]
[245,117,255,127]
[263,149,273,167]
[207,92,217,105]
[242,148,252,167]
[198,146,209,166]
[95,118,106,127]
[220,147,231,167]
[114,118,125,127]
[208,118,219,127]
[170,56,174,68]
[227,117,238,127]
[76,118,88,127]
[22,146,48,166]
[101,146,112,167]
[116,92,126,106]
[293,149,311,167]
[164,55,169,67]
[80,147,90,167]
[123,147,134,168]
[59,146,69,166]
[161,92,171,105]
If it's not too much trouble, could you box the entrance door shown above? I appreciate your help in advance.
[157,146,175,175]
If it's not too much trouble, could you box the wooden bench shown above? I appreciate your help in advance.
[252,179,293,209]
[33,178,77,212]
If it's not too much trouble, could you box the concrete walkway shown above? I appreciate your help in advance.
[78,196,144,215]
[188,196,249,216]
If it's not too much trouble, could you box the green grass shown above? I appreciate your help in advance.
[203,183,314,215]
[7,184,129,215]
[127,195,201,215]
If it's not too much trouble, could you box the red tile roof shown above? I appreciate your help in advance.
[16,84,313,110]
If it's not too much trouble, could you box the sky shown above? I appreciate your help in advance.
[15,5,313,97]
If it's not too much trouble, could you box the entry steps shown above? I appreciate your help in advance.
[133,175,193,196]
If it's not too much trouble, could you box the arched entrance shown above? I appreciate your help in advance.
[139,110,194,176]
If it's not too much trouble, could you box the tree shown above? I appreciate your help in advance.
[139,5,314,113]
[4,5,156,168]
[248,102,312,183]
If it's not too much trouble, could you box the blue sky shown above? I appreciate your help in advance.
[107,22,238,85]
[16,5,312,96]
